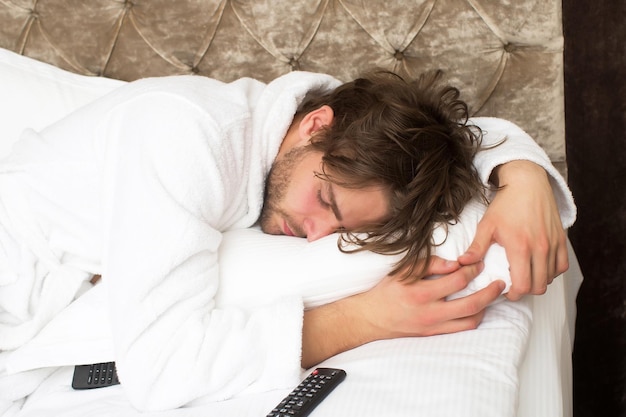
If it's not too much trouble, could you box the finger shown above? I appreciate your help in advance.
[427,277,501,325]
[555,236,570,277]
[530,234,558,295]
[458,222,493,265]
[530,255,548,295]
[423,255,461,276]
[396,256,460,282]
[505,245,531,301]
[543,236,568,287]
[419,311,487,337]
[546,239,557,284]
[421,262,485,300]
[528,235,550,295]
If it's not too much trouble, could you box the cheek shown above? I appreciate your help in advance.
[283,183,317,216]
[279,150,324,218]
[283,171,322,217]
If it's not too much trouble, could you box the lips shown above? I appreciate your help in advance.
[283,219,295,236]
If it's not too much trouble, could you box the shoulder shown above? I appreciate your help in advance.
[102,75,264,117]
[470,117,528,135]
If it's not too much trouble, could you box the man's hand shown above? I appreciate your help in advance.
[301,257,504,368]
[458,160,569,300]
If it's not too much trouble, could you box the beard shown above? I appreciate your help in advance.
[259,146,312,235]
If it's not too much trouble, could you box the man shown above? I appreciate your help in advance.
[256,70,574,368]
[0,70,575,410]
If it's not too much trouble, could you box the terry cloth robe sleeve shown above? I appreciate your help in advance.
[471,117,576,228]
[98,84,303,410]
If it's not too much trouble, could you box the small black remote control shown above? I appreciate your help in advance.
[266,368,346,417]
[72,361,120,389]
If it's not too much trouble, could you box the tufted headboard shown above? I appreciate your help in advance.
[0,0,566,175]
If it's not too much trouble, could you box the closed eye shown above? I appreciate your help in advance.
[317,188,345,232]
[318,184,343,222]
[317,189,331,209]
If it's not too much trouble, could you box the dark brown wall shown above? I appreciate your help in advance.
[563,1,626,416]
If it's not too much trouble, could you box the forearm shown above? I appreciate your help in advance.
[473,117,553,186]
[489,159,549,188]
[301,261,493,368]
[301,295,375,369]
[473,117,576,227]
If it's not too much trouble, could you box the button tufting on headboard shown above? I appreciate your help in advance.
[288,57,301,71]
[504,43,518,53]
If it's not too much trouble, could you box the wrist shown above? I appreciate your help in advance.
[301,295,375,368]
[491,160,547,188]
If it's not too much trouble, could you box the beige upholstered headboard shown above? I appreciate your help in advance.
[0,0,566,175]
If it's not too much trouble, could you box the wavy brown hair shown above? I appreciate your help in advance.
[298,70,487,280]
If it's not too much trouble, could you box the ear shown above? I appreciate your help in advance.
[296,105,334,146]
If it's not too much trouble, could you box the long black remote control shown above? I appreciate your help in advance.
[72,361,120,389]
[266,368,346,417]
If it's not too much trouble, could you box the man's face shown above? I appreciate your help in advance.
[260,146,390,241]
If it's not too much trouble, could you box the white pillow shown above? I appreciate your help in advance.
[216,228,401,311]
[0,48,124,158]
[217,199,511,311]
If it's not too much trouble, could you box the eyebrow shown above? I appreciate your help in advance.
[326,183,344,221]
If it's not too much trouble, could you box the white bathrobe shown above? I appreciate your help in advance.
[0,71,576,411]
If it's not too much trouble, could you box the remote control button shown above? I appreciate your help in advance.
[265,368,346,417]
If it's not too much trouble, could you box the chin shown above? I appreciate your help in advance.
[264,228,283,236]
[259,215,281,236]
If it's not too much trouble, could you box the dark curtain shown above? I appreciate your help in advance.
[563,1,626,416]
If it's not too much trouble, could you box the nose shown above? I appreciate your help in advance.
[303,217,338,242]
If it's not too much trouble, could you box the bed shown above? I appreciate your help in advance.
[0,1,581,416]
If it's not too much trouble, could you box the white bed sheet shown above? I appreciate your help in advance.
[17,300,530,417]
[515,240,582,417]
[11,243,582,417]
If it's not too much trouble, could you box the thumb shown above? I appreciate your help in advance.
[424,255,460,276]
[459,223,493,265]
